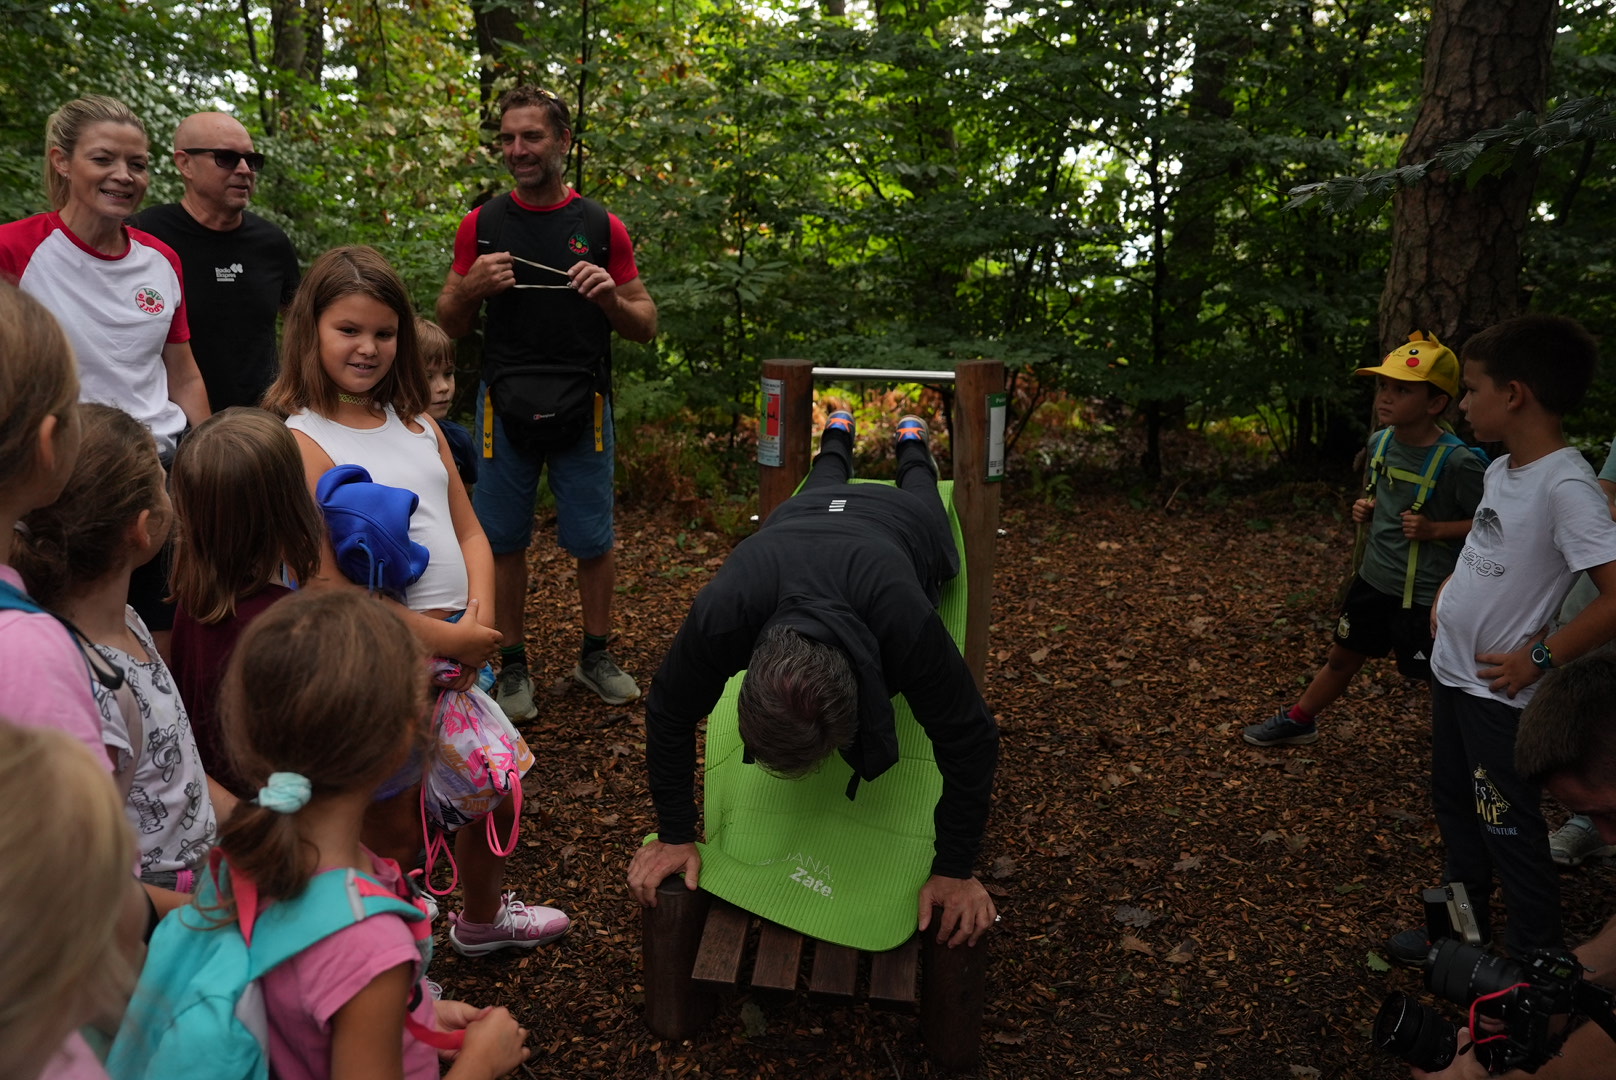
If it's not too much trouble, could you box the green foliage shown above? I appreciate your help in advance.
[1286,97,1616,215]
[4,0,1613,480]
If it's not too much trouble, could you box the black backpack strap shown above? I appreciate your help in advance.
[474,192,514,259]
[576,196,613,394]
[578,196,610,267]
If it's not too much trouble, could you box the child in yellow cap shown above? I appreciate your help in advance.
[1245,332,1485,748]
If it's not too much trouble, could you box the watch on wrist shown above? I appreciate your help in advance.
[1531,640,1554,671]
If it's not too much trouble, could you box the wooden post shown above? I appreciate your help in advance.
[758,359,815,522]
[951,359,1003,690]
[642,875,716,1039]
[920,921,991,1071]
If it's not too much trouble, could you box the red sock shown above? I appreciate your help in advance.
[1286,704,1315,725]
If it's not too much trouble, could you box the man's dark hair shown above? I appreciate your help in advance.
[497,85,572,135]
[737,625,858,779]
[1517,653,1616,786]
[1462,314,1600,417]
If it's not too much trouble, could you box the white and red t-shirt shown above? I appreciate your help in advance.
[0,212,191,457]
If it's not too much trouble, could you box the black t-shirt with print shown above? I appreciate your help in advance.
[132,204,300,410]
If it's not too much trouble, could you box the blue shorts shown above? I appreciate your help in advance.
[472,381,616,559]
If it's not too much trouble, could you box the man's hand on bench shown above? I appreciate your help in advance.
[629,840,702,906]
[918,874,996,948]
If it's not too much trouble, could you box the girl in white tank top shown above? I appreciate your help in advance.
[262,246,568,956]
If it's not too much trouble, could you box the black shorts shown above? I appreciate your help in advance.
[1332,575,1434,680]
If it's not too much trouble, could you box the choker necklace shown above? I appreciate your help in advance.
[337,392,371,406]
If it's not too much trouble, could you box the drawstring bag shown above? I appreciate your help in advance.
[315,463,430,597]
[418,657,535,896]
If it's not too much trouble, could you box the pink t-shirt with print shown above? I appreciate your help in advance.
[0,565,106,767]
[260,853,441,1080]
[1,564,111,1079]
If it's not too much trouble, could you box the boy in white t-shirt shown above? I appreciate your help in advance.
[1389,314,1616,966]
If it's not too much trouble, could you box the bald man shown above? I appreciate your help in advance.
[133,112,300,410]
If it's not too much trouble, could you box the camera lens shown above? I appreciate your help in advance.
[1374,992,1459,1072]
[1428,939,1525,1006]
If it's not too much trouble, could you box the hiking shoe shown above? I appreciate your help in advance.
[493,665,537,721]
[574,650,641,705]
[448,893,570,957]
[1550,815,1613,868]
[1387,926,1436,968]
[1242,713,1319,747]
[824,409,855,438]
[896,414,931,449]
[895,414,939,478]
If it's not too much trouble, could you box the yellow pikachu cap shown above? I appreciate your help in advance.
[1354,331,1460,398]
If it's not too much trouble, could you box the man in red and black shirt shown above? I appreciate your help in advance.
[437,86,657,719]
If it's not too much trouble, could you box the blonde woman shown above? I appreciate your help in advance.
[0,95,212,650]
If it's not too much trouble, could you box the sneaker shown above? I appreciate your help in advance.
[574,650,641,705]
[1550,815,1613,868]
[1387,926,1436,968]
[895,414,928,443]
[424,979,445,1001]
[1242,713,1319,747]
[493,665,537,721]
[448,893,571,956]
[420,892,439,923]
[824,409,855,438]
[894,414,938,478]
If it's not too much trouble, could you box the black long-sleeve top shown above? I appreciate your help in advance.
[643,482,999,879]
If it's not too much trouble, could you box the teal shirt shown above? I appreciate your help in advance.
[1357,431,1486,606]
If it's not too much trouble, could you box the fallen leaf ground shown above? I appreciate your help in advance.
[427,473,1616,1080]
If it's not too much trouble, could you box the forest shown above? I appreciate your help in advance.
[4,0,1613,490]
[8,6,1616,1078]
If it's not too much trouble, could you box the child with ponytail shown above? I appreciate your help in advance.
[214,589,530,1079]
[13,404,222,906]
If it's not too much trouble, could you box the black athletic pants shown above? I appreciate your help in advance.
[1430,680,1562,955]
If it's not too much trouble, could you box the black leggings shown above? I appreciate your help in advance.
[802,430,958,585]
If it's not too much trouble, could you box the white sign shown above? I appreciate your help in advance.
[758,376,785,467]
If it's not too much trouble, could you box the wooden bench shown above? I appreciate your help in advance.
[642,875,990,1070]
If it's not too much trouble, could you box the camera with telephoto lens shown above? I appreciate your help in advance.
[1373,883,1616,1074]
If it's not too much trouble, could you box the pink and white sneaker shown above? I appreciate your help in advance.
[447,893,570,956]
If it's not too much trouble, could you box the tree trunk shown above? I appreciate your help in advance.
[473,0,524,118]
[1376,0,1555,357]
[269,0,323,84]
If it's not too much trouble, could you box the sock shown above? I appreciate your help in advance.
[582,632,609,660]
[1285,704,1316,726]
[499,644,526,670]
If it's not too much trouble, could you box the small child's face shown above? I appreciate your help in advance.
[1459,358,1509,442]
[426,361,454,422]
[1374,376,1440,429]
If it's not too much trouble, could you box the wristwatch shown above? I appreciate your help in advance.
[1531,641,1554,671]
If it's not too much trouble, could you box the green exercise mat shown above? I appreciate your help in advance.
[690,479,967,951]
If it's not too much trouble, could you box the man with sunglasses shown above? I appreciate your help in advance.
[133,112,299,411]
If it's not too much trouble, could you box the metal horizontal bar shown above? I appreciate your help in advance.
[810,367,957,382]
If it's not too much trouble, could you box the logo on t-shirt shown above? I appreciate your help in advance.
[568,232,591,256]
[214,263,245,283]
[134,285,166,315]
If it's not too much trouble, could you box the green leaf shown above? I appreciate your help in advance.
[1366,951,1393,973]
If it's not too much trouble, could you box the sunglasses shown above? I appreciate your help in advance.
[182,147,266,172]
